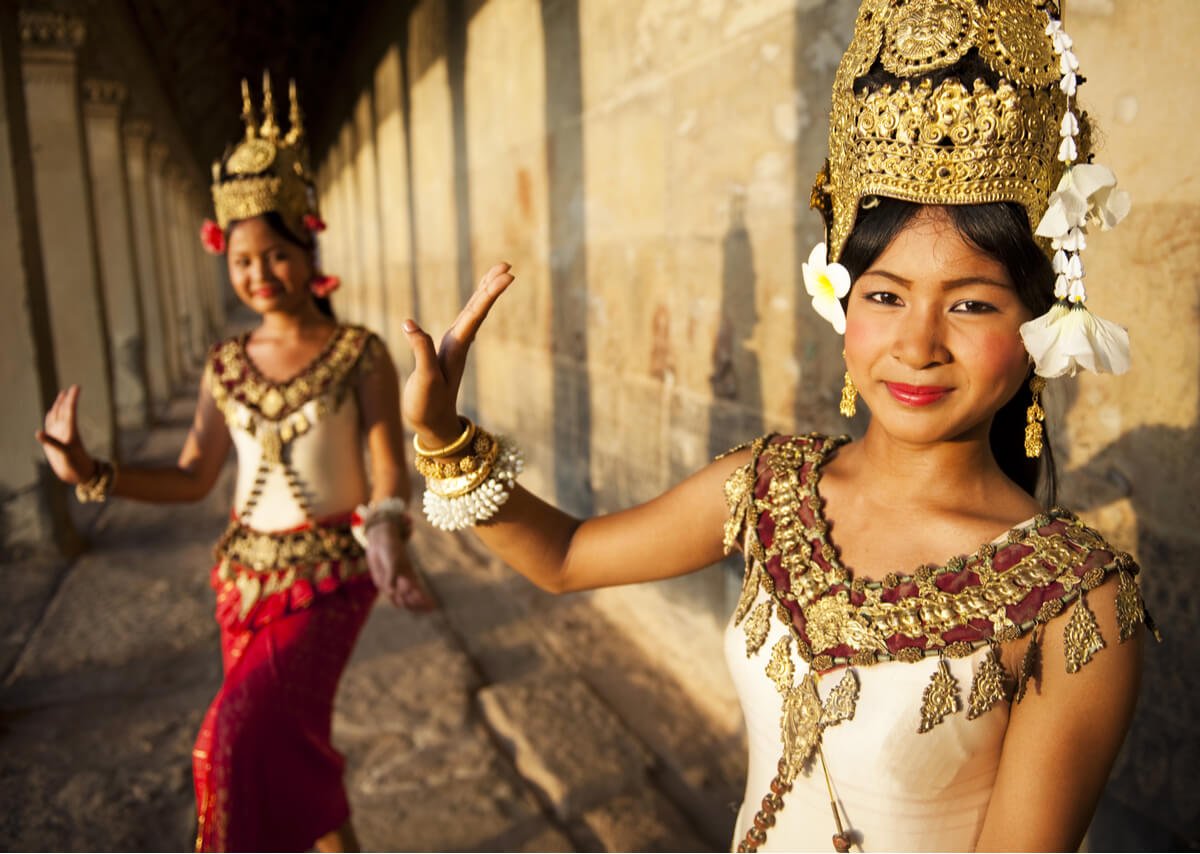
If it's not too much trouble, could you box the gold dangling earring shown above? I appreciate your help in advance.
[839,353,857,418]
[1024,376,1047,458]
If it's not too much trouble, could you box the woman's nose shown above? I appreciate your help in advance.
[892,305,950,369]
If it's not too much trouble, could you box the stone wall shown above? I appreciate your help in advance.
[315,0,1200,843]
[0,3,222,559]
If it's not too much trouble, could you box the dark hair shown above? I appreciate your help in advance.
[226,211,335,319]
[839,198,1057,505]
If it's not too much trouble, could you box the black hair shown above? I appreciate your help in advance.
[225,211,335,319]
[839,197,1058,506]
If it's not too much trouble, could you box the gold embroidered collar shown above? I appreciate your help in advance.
[207,324,371,421]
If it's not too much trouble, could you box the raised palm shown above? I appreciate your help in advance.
[401,262,514,444]
[36,385,94,485]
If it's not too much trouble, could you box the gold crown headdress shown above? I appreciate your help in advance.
[207,72,318,241]
[804,0,1132,381]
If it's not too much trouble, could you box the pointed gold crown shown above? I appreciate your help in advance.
[814,0,1078,262]
[211,72,316,237]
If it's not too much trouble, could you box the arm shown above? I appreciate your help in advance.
[458,450,745,593]
[37,376,231,504]
[356,336,434,611]
[401,262,743,594]
[976,574,1143,851]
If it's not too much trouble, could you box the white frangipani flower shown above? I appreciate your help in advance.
[1028,10,1134,381]
[1036,163,1130,240]
[802,242,852,335]
[1020,302,1132,378]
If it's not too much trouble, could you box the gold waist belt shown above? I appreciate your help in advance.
[214,518,363,573]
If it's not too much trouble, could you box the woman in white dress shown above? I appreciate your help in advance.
[397,2,1153,850]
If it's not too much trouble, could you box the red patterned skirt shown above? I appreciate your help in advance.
[192,513,376,851]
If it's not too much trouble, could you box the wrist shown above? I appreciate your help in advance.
[414,416,475,458]
[352,497,413,547]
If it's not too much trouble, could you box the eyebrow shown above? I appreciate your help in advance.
[861,269,1013,290]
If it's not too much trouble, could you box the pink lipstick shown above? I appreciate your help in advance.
[885,382,951,406]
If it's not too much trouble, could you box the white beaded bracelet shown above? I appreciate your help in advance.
[351,496,411,547]
[422,435,524,531]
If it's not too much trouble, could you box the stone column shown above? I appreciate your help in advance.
[191,189,224,335]
[374,42,418,343]
[121,119,169,409]
[321,144,345,307]
[19,10,117,459]
[354,90,386,335]
[167,170,204,361]
[0,4,79,556]
[82,79,150,429]
[147,141,182,382]
[338,122,364,323]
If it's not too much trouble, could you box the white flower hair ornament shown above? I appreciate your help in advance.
[802,242,852,335]
[1019,15,1133,379]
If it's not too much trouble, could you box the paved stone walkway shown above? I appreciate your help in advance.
[0,388,745,851]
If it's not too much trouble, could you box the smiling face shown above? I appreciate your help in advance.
[226,216,316,315]
[844,206,1034,448]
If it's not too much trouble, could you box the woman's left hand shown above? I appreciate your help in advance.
[366,521,437,612]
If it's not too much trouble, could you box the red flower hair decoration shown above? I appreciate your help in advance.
[303,213,327,233]
[310,274,341,298]
[200,219,225,254]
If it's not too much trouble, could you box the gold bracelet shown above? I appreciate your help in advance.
[75,458,118,503]
[413,417,475,458]
[424,438,502,499]
[414,432,495,478]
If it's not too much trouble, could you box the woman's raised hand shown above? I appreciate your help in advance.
[35,385,96,485]
[401,262,514,445]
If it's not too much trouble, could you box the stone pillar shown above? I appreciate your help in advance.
[191,189,223,335]
[321,143,346,310]
[168,170,205,361]
[19,10,117,459]
[0,4,79,556]
[82,79,150,429]
[354,90,386,336]
[121,119,170,409]
[338,122,364,323]
[374,42,418,347]
[147,141,182,382]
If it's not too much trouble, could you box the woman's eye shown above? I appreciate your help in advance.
[865,291,902,306]
[951,300,997,314]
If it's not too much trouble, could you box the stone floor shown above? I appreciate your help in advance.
[0,386,745,852]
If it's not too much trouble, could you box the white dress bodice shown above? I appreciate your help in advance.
[724,582,1008,852]
[228,395,368,531]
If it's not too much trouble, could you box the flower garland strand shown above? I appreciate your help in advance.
[1020,13,1132,378]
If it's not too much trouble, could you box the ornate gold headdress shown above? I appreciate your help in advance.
[815,0,1074,263]
[804,0,1131,380]
[208,72,318,240]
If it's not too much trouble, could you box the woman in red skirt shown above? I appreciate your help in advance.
[36,74,433,852]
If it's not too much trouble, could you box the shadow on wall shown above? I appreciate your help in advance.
[542,0,593,517]
[708,191,764,461]
[447,0,478,419]
[1049,368,1200,849]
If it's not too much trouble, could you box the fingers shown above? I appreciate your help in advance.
[440,264,514,387]
[401,319,443,381]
